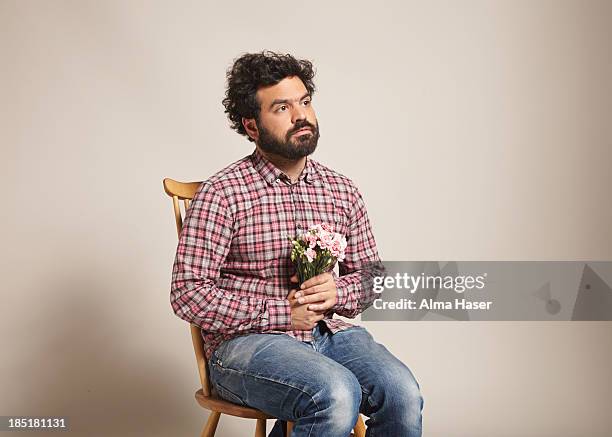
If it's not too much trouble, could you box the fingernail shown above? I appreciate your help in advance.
[295,292,301,298]
[300,284,305,289]
[298,298,304,304]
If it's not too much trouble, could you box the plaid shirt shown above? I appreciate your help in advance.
[170,148,382,360]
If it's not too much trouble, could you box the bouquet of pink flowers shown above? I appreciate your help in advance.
[289,223,348,285]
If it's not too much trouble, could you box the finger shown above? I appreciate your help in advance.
[287,290,299,305]
[295,288,313,298]
[308,300,333,312]
[300,273,329,290]
[295,284,322,299]
[308,294,335,311]
[297,293,326,305]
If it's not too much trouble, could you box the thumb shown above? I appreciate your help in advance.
[290,274,298,283]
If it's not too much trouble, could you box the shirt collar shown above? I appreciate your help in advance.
[250,148,319,186]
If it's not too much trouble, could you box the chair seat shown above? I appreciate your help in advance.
[195,389,275,419]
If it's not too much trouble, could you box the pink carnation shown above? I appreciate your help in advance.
[305,233,318,248]
[305,248,317,263]
[318,232,334,250]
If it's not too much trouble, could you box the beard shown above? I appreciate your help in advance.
[256,118,320,160]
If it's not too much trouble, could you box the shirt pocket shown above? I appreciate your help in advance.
[303,212,348,238]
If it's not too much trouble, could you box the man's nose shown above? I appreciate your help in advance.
[291,105,308,124]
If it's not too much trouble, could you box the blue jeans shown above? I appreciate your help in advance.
[208,321,423,436]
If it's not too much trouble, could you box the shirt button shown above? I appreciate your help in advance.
[297,223,302,229]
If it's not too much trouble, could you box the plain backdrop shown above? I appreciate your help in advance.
[1,1,611,436]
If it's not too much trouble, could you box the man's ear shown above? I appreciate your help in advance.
[242,117,259,141]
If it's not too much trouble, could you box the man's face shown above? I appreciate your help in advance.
[248,76,320,160]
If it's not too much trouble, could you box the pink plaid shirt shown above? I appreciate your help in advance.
[170,148,382,360]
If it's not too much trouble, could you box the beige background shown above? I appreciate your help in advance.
[2,1,611,436]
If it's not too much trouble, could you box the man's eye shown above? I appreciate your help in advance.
[277,105,287,112]
[303,100,311,106]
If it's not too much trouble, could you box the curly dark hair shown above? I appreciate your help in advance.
[222,50,317,142]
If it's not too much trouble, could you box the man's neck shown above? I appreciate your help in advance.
[256,146,306,183]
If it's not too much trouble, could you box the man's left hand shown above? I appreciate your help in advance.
[290,272,338,312]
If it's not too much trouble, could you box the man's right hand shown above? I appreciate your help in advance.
[287,289,325,330]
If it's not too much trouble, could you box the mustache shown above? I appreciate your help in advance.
[289,122,316,135]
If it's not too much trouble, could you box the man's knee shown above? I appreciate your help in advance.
[379,364,424,419]
[310,369,362,430]
[328,373,362,413]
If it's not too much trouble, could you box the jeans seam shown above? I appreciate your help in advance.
[215,365,321,422]
[214,381,248,406]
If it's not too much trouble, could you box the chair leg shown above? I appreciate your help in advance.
[255,418,266,437]
[353,415,366,437]
[285,420,293,437]
[200,411,221,437]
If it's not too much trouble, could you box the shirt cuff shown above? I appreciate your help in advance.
[266,298,293,331]
[332,276,350,312]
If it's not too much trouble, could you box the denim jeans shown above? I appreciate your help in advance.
[208,321,423,437]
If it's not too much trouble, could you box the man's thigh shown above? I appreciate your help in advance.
[319,325,422,416]
[208,332,361,421]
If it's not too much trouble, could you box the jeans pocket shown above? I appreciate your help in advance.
[211,339,231,364]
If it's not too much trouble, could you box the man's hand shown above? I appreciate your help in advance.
[287,288,325,330]
[291,272,338,312]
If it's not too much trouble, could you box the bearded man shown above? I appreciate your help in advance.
[170,50,423,437]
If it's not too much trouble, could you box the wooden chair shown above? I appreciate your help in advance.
[163,177,367,437]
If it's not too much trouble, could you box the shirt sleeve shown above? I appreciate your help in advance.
[331,184,385,318]
[170,182,292,334]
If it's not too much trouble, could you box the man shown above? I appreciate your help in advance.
[171,50,423,436]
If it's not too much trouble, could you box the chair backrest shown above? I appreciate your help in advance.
[163,177,213,396]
